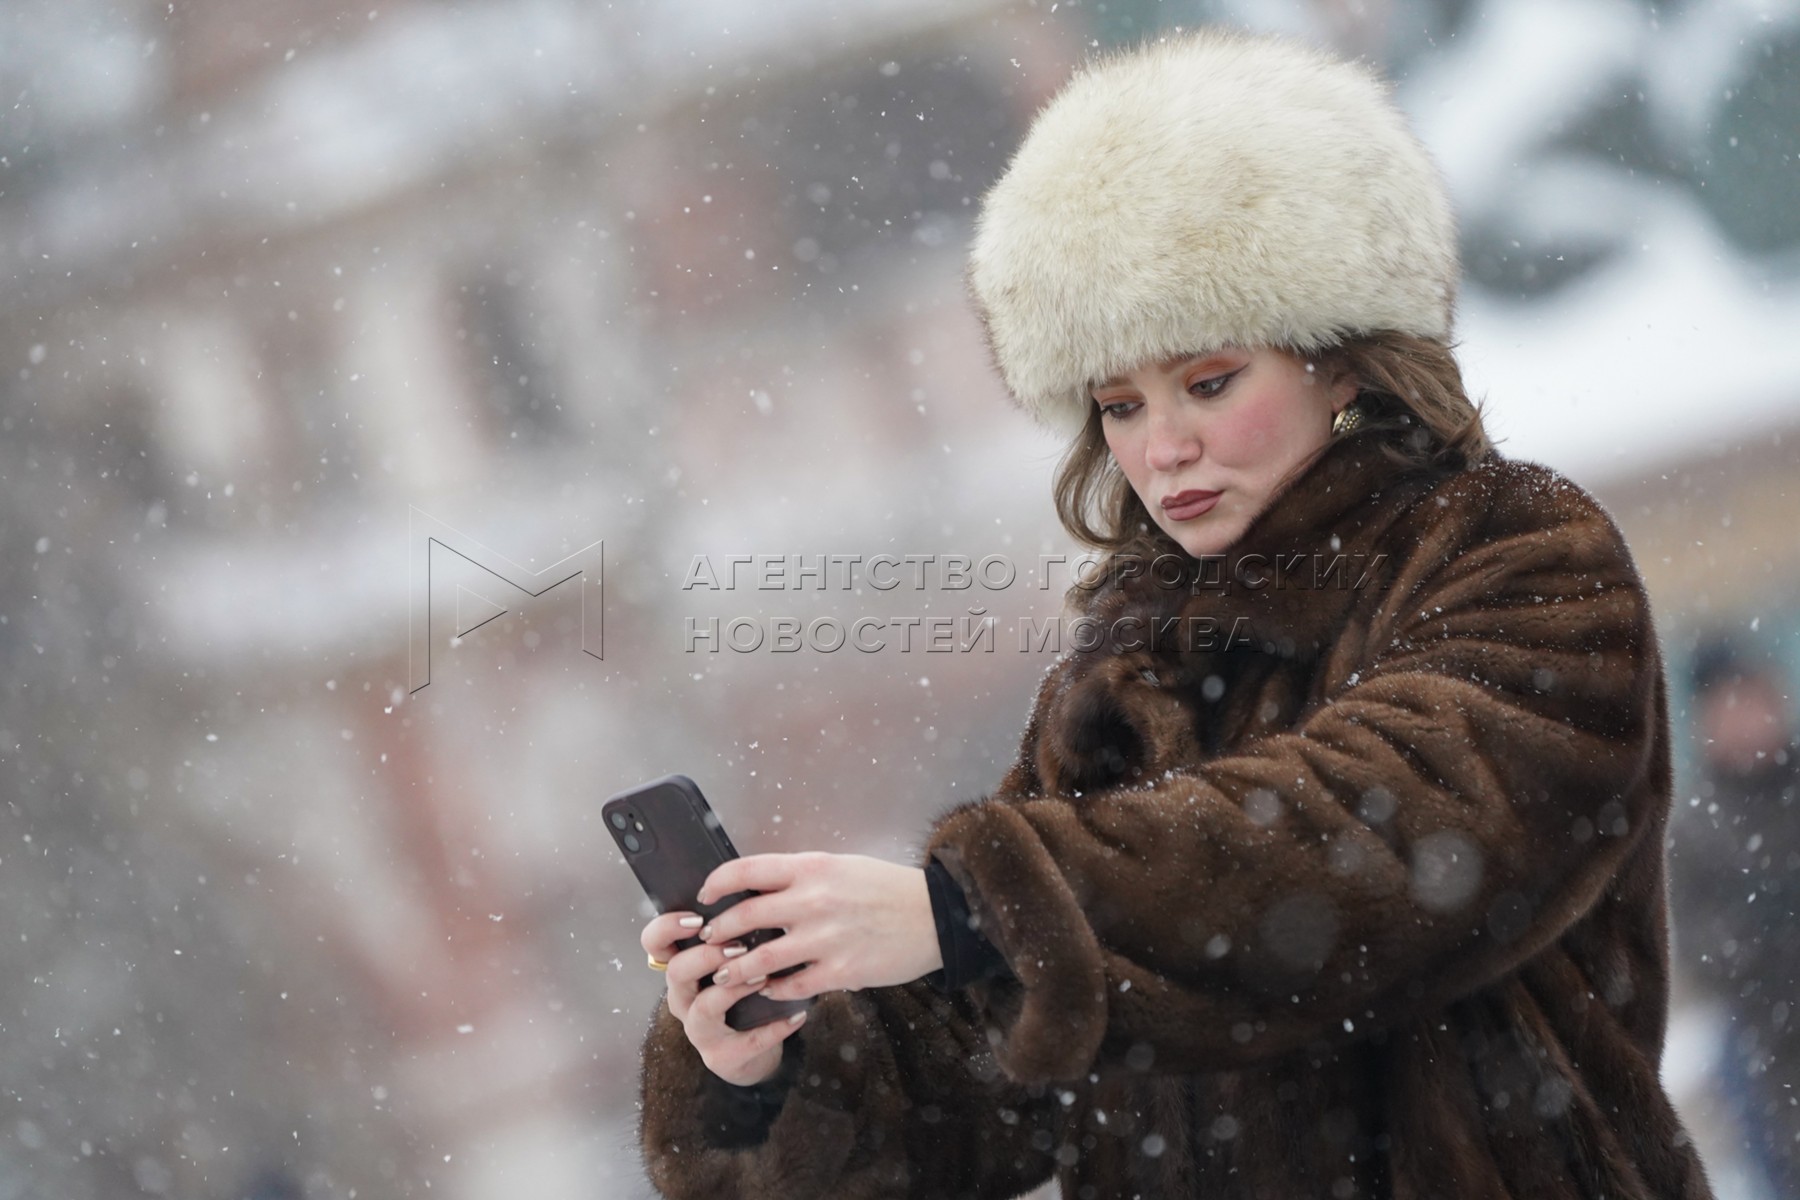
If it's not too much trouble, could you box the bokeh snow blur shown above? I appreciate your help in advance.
[1,1,1796,1197]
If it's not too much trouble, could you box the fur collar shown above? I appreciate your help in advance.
[1040,431,1452,795]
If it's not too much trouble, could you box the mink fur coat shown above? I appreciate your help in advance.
[637,430,1716,1200]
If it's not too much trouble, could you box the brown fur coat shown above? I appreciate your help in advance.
[637,432,1716,1199]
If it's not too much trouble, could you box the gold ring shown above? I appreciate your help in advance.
[647,952,669,972]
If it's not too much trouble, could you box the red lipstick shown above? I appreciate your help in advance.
[1161,489,1221,521]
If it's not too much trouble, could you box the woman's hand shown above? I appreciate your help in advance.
[695,852,944,1002]
[641,911,807,1087]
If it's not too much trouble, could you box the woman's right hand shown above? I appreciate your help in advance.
[641,910,808,1087]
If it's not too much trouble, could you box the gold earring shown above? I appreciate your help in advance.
[1332,403,1364,437]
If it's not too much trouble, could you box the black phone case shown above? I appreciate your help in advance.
[604,774,810,1031]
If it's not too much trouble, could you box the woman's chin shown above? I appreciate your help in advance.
[1164,516,1244,559]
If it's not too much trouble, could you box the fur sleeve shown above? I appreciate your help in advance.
[637,982,1069,1199]
[924,464,1668,1085]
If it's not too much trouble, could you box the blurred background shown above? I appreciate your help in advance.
[1,0,1796,1196]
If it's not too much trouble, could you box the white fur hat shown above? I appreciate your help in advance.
[968,28,1458,436]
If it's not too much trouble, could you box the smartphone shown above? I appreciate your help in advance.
[603,774,810,1031]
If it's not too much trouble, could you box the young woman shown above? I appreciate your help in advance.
[636,29,1716,1199]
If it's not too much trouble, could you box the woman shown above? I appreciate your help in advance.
[636,28,1716,1199]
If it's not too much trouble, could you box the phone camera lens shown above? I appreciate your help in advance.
[623,832,641,853]
[609,811,629,830]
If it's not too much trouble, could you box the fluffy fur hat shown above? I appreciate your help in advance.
[968,28,1459,436]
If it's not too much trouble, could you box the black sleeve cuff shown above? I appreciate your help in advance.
[924,855,1010,993]
[698,1034,801,1149]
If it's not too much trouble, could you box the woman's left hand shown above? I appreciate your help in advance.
[694,852,943,1001]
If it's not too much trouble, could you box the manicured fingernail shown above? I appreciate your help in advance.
[696,892,711,905]
[714,967,731,985]
[678,916,703,929]
[787,1011,806,1025]
[745,974,766,988]
[699,924,714,941]
[722,945,747,958]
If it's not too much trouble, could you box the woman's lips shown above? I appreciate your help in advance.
[1161,489,1221,521]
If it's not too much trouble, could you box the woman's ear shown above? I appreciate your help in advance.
[1300,351,1358,414]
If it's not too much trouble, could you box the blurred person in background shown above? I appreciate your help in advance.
[1670,634,1800,1198]
[632,28,1716,1199]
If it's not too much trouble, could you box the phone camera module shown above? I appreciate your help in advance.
[622,832,642,853]
[609,810,629,830]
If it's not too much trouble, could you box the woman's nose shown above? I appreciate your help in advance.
[1144,405,1200,472]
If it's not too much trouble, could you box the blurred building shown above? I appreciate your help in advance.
[1597,427,1800,649]
[3,2,1799,1198]
[0,2,1079,1196]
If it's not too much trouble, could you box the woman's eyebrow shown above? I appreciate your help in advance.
[1094,352,1239,390]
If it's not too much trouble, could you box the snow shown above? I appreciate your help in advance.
[1399,0,1800,479]
[1460,194,1800,476]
